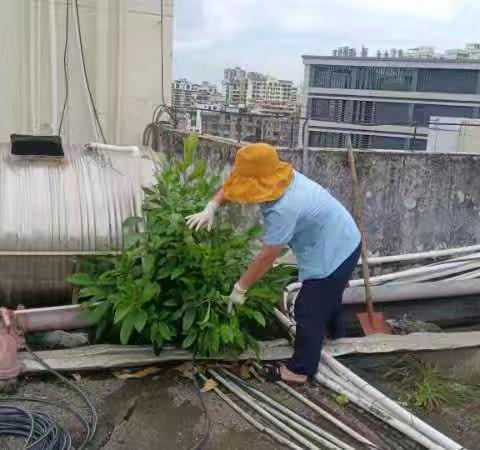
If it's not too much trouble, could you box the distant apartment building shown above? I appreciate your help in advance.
[171,79,194,110]
[223,67,248,107]
[302,55,480,150]
[445,43,480,60]
[406,47,436,59]
[192,81,224,106]
[172,79,223,110]
[223,67,298,112]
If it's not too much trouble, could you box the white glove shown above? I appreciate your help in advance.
[227,283,247,313]
[185,200,220,232]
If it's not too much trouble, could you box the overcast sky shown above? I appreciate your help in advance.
[173,0,480,85]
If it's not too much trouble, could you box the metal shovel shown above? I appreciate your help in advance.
[346,135,391,335]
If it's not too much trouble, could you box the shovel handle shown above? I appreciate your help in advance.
[346,136,375,315]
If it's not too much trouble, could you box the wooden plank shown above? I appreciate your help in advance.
[325,332,480,357]
[19,339,293,373]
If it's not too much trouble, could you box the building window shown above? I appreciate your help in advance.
[371,135,408,150]
[413,104,475,125]
[310,99,410,125]
[417,69,479,94]
[310,65,415,91]
[309,131,413,150]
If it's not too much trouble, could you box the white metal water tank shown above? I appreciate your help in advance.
[0,143,158,307]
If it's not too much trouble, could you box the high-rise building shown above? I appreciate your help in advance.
[192,81,224,106]
[171,79,194,110]
[172,79,224,111]
[223,67,247,107]
[302,54,480,150]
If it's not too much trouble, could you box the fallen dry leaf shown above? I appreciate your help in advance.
[201,378,218,393]
[113,366,162,380]
[239,363,252,380]
[173,362,194,380]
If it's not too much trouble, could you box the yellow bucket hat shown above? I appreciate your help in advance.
[223,143,294,204]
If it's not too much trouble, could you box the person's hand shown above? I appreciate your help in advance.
[185,200,219,231]
[227,283,247,313]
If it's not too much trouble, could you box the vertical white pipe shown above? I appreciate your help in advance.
[49,0,59,133]
[36,0,42,131]
[29,0,37,132]
[115,0,126,143]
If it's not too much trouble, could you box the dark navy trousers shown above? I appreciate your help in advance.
[287,244,361,376]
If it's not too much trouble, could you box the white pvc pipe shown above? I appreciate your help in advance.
[275,379,377,449]
[29,0,37,132]
[361,244,480,266]
[87,143,139,153]
[49,0,59,132]
[251,361,377,448]
[209,369,320,450]
[322,352,464,450]
[349,260,470,287]
[274,309,464,450]
[255,398,342,450]
[197,373,302,450]
[314,371,445,450]
[222,369,349,450]
[385,261,480,285]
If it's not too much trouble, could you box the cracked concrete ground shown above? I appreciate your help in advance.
[1,371,285,450]
[2,350,478,450]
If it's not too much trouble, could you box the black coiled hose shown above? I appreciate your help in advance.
[0,344,96,450]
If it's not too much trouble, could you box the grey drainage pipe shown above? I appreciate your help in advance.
[197,373,302,450]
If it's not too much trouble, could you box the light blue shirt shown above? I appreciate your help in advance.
[261,171,361,281]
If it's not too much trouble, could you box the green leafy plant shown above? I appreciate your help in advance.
[384,356,452,411]
[68,133,294,356]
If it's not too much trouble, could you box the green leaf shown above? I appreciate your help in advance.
[141,282,160,304]
[158,322,173,340]
[251,311,266,327]
[156,266,172,279]
[200,303,211,325]
[123,216,143,229]
[124,233,142,249]
[133,310,148,333]
[120,315,136,344]
[170,267,185,280]
[220,325,234,344]
[66,273,95,287]
[78,286,108,300]
[142,254,156,278]
[163,299,177,307]
[183,133,199,167]
[189,159,207,180]
[142,186,156,196]
[114,304,134,324]
[81,301,110,324]
[182,329,197,349]
[182,308,196,332]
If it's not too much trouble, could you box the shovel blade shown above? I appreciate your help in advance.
[357,312,391,336]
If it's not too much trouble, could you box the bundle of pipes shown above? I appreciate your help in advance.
[274,308,464,450]
[205,368,375,450]
[284,245,480,310]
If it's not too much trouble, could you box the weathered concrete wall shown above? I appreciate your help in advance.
[158,129,480,256]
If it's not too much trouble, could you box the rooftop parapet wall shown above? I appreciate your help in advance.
[157,129,480,256]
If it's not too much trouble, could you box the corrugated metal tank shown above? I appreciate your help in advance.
[0,143,158,308]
